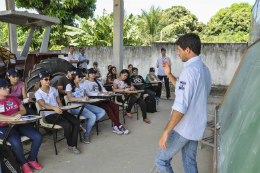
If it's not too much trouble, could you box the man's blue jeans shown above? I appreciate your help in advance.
[0,124,42,165]
[72,104,105,135]
[156,130,198,173]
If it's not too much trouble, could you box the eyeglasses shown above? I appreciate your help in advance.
[112,69,117,72]
[43,78,51,81]
[0,86,11,90]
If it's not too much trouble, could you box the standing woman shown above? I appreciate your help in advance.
[113,69,150,124]
[84,68,129,134]
[35,71,81,154]
[66,69,106,143]
[5,68,37,115]
[0,79,42,173]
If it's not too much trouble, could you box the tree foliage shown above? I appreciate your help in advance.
[65,10,141,46]
[206,3,252,35]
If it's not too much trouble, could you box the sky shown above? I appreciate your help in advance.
[0,0,256,24]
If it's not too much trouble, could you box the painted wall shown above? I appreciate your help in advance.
[60,42,248,86]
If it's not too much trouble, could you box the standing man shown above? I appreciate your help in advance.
[156,33,212,173]
[156,48,172,99]
[66,45,78,67]
[78,47,89,69]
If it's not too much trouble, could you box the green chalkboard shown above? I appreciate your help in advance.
[218,40,260,173]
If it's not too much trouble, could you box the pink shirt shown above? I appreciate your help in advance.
[0,96,22,126]
[9,81,25,99]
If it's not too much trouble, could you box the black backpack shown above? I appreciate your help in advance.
[145,96,157,113]
[0,144,22,173]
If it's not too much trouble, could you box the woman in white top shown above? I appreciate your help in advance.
[66,69,106,143]
[113,69,150,124]
[35,71,81,154]
[84,68,129,135]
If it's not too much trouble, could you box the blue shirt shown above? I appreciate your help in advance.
[172,56,212,141]
[156,56,172,76]
[78,54,89,69]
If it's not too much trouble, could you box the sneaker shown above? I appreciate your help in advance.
[80,123,87,133]
[68,146,80,154]
[83,133,90,143]
[113,126,123,135]
[28,160,42,170]
[119,125,129,134]
[21,163,33,173]
[156,97,160,102]
[167,97,172,100]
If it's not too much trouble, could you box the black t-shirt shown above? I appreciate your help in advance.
[131,75,145,84]
[57,76,70,96]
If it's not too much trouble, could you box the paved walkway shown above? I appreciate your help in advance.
[24,95,223,173]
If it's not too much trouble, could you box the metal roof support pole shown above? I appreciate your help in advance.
[113,0,124,72]
[20,27,36,57]
[40,25,51,52]
[5,0,17,54]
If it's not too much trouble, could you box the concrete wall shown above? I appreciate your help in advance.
[60,43,248,86]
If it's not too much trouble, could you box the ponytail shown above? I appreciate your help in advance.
[70,74,77,92]
[94,78,102,92]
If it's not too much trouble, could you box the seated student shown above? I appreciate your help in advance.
[130,67,146,99]
[145,67,162,101]
[6,68,37,115]
[84,68,129,134]
[113,69,150,124]
[66,69,106,143]
[35,71,81,154]
[105,66,118,91]
[93,62,101,78]
[57,66,76,104]
[79,68,89,83]
[128,64,133,77]
[0,79,42,173]
[77,61,83,70]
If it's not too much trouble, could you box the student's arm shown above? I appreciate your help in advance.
[108,78,114,83]
[0,104,26,121]
[156,59,159,68]
[55,89,63,107]
[57,86,66,94]
[113,82,130,92]
[38,99,62,114]
[21,85,29,100]
[147,77,158,83]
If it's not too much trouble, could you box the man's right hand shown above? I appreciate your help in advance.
[162,57,171,76]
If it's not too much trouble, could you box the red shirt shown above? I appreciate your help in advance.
[0,96,22,126]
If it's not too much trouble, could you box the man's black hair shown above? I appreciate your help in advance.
[175,33,201,55]
[77,61,83,67]
[69,45,74,49]
[82,68,88,74]
[161,48,166,52]
[68,66,76,72]
[79,47,84,51]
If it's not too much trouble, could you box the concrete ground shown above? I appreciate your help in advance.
[23,95,223,173]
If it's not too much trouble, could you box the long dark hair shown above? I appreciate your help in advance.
[120,69,131,86]
[108,66,117,81]
[5,76,12,93]
[70,74,77,92]
[94,78,102,92]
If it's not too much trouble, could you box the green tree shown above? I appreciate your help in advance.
[136,6,161,45]
[0,22,8,48]
[159,6,205,42]
[65,10,141,46]
[14,0,96,50]
[206,3,252,35]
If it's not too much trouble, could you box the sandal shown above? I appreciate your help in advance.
[143,119,151,124]
[125,112,133,119]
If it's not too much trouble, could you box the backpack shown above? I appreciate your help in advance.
[144,96,157,113]
[0,144,22,173]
